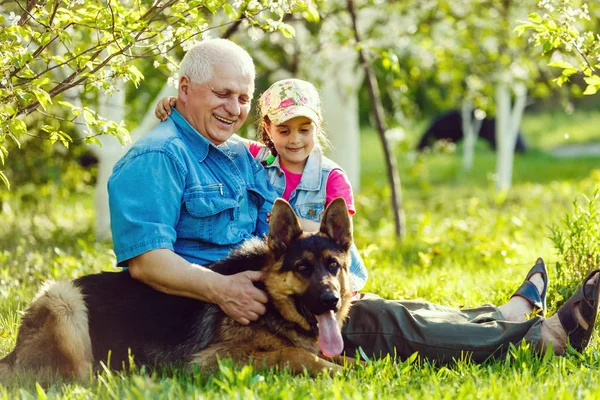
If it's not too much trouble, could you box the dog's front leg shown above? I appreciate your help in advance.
[251,347,342,376]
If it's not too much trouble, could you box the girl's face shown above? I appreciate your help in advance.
[265,116,316,173]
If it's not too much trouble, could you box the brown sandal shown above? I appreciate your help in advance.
[557,269,600,351]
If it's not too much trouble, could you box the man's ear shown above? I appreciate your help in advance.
[178,75,191,103]
[268,199,303,256]
[320,197,352,251]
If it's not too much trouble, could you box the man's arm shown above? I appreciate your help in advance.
[128,249,268,325]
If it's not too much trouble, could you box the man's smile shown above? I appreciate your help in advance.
[214,114,234,125]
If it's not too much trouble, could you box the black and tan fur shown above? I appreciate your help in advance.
[0,198,354,381]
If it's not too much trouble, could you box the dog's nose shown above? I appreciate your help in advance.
[320,292,339,310]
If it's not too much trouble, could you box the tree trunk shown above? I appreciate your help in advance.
[347,0,406,238]
[461,99,483,171]
[319,47,362,191]
[495,82,527,191]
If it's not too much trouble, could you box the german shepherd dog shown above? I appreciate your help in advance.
[0,198,354,381]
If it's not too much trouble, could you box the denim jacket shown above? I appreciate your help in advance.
[256,146,368,291]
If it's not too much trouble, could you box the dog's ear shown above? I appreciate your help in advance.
[320,197,353,251]
[268,199,303,255]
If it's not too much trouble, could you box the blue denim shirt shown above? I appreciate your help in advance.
[108,109,278,266]
[255,146,368,292]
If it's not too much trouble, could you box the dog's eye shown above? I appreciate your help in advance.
[328,262,339,270]
[297,264,307,271]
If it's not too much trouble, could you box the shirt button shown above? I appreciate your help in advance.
[308,208,315,216]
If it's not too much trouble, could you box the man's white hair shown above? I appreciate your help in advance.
[179,39,255,85]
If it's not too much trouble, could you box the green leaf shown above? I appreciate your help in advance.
[542,41,552,54]
[562,68,579,77]
[127,65,144,87]
[279,23,296,39]
[582,85,599,95]
[4,104,16,116]
[552,75,569,87]
[223,4,238,20]
[85,136,102,146]
[0,171,9,190]
[583,75,600,86]
[8,119,27,136]
[304,5,320,23]
[528,13,542,24]
[57,100,77,109]
[32,89,53,110]
[83,109,95,125]
[39,32,52,46]
[548,60,575,69]
[0,145,7,165]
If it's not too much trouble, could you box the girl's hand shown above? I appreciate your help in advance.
[266,211,272,223]
[155,96,177,121]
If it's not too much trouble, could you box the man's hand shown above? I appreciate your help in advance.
[213,271,268,325]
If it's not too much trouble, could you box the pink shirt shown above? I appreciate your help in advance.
[248,142,355,214]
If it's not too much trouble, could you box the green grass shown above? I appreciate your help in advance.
[1,111,600,398]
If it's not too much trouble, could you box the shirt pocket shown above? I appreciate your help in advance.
[295,203,325,222]
[179,184,239,245]
[244,187,266,226]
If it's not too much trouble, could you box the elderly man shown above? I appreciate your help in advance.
[109,39,275,325]
[109,39,599,365]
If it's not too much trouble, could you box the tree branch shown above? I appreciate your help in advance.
[15,0,42,27]
[347,0,406,238]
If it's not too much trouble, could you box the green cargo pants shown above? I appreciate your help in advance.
[342,293,543,363]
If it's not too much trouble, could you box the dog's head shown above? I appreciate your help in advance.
[264,198,353,357]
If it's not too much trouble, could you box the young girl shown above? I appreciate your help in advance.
[155,79,367,292]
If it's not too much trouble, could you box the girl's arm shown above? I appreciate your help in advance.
[155,96,177,121]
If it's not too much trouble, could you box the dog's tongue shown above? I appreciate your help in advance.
[316,310,343,357]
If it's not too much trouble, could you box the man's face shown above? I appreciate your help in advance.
[178,63,253,145]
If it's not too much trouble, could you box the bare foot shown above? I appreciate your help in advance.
[499,272,545,322]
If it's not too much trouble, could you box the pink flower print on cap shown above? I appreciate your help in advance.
[278,98,294,109]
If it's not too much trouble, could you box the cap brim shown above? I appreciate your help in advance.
[268,105,321,126]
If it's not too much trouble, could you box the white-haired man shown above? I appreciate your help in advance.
[109,39,276,325]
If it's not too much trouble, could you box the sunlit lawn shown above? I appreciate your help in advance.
[1,109,600,398]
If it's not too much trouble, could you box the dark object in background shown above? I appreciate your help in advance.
[78,151,99,168]
[416,110,528,153]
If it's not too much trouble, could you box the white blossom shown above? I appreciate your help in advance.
[162,26,174,42]
[182,39,199,52]
[8,12,21,26]
[167,73,180,88]
[167,61,178,72]
[248,26,263,41]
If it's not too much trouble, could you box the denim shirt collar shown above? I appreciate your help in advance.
[266,146,323,191]
[169,109,212,162]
